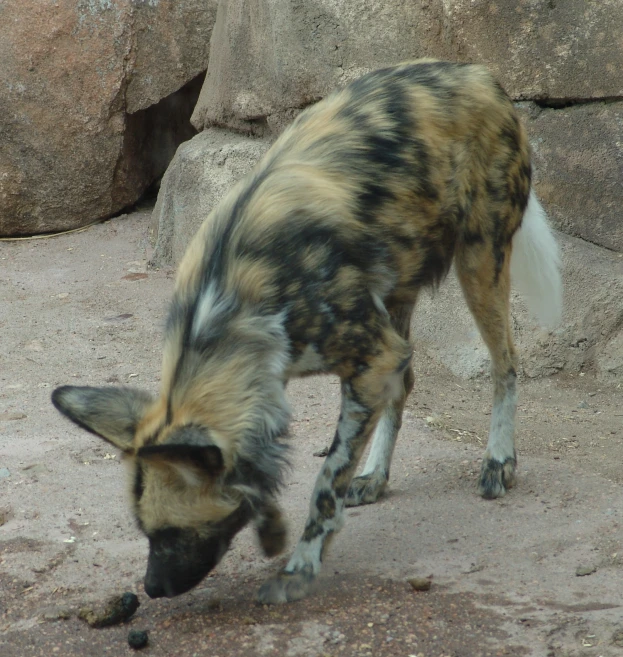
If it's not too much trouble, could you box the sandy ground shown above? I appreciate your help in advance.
[1,210,622,657]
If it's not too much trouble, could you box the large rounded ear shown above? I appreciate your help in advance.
[138,443,225,486]
[51,385,153,452]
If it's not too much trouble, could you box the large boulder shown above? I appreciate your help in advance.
[0,0,217,237]
[151,128,272,267]
[437,0,622,102]
[191,0,434,134]
[519,102,623,253]
[192,0,623,133]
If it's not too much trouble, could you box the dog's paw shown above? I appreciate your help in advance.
[478,454,516,499]
[257,567,315,604]
[345,473,388,507]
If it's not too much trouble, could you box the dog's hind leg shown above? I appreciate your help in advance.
[455,237,518,499]
[345,302,415,507]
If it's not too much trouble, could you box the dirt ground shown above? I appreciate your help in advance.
[1,210,621,657]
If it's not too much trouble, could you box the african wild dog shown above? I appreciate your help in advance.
[52,60,562,604]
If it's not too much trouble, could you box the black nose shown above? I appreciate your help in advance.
[144,576,166,599]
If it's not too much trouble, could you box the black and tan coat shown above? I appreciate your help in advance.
[53,60,562,603]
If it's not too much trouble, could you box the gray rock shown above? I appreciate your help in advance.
[575,565,597,577]
[520,102,623,253]
[436,0,623,102]
[42,607,72,622]
[596,330,623,379]
[151,128,271,267]
[408,577,432,592]
[192,0,623,134]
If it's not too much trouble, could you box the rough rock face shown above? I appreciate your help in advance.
[191,0,435,134]
[151,129,272,267]
[192,0,623,134]
[436,0,623,102]
[519,102,623,253]
[0,0,217,236]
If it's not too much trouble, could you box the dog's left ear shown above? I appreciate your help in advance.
[52,385,154,452]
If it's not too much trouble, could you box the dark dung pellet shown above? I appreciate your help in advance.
[128,629,149,650]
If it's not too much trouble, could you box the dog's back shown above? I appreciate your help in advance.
[173,61,531,371]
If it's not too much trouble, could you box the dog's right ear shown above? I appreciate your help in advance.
[51,386,153,452]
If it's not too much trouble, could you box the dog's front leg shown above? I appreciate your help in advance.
[257,379,376,604]
[257,323,412,604]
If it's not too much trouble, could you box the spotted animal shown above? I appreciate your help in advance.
[52,60,562,604]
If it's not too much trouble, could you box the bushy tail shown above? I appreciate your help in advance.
[510,189,563,328]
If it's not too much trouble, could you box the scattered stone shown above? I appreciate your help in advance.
[78,592,140,628]
[206,598,222,611]
[128,629,149,650]
[0,468,10,479]
[42,607,72,622]
[425,415,444,428]
[463,563,486,575]
[612,629,623,647]
[408,577,432,592]
[578,401,589,409]
[575,565,597,577]
[21,463,48,476]
[122,273,149,281]
[0,412,27,421]
[313,447,330,457]
[104,313,134,323]
[0,507,12,526]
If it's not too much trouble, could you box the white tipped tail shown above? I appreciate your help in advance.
[511,190,563,327]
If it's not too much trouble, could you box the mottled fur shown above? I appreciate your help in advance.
[52,60,561,603]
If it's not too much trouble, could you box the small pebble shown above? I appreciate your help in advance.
[0,412,27,421]
[128,629,149,650]
[42,607,72,622]
[408,577,432,591]
[206,598,222,611]
[575,565,597,577]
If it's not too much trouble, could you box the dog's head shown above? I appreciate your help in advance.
[52,385,286,598]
